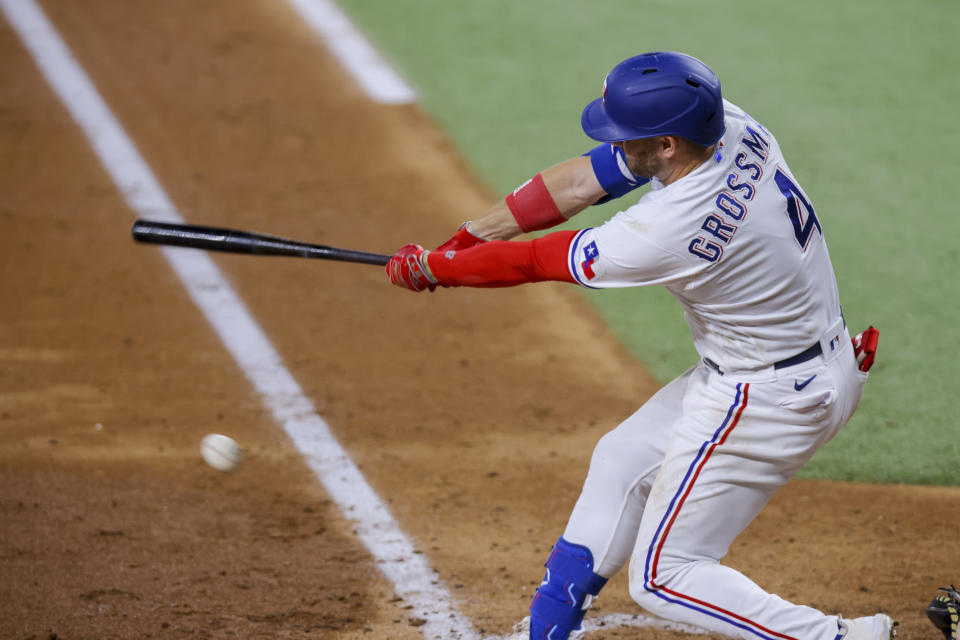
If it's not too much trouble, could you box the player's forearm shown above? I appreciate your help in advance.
[464,199,523,241]
[468,156,606,241]
[426,230,577,287]
[542,155,608,217]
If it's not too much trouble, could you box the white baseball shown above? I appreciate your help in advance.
[200,433,242,471]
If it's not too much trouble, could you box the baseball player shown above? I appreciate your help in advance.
[387,52,885,640]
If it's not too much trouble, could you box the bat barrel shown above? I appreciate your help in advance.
[132,220,391,266]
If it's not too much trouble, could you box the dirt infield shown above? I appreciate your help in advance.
[1,1,957,639]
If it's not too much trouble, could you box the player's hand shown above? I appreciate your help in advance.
[386,243,438,292]
[435,223,487,253]
[852,326,879,372]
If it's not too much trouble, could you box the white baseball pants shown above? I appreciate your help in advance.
[563,335,868,640]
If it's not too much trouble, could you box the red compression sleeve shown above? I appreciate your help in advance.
[426,230,577,287]
[505,173,566,232]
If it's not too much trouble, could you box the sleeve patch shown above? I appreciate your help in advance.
[581,241,600,279]
[568,229,601,289]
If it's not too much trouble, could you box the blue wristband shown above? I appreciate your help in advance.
[584,144,648,204]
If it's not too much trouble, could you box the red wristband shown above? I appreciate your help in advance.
[504,173,566,233]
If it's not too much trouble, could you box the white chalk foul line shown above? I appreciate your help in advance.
[284,0,416,104]
[0,1,469,638]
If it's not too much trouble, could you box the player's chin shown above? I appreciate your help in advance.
[624,157,657,179]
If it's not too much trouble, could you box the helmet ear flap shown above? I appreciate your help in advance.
[581,52,725,147]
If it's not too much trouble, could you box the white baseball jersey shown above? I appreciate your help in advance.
[568,100,842,371]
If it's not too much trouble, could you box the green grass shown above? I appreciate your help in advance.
[338,0,960,485]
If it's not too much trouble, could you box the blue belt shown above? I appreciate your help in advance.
[773,342,823,370]
[704,342,822,376]
[704,314,845,376]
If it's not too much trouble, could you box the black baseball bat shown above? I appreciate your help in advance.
[131,220,391,266]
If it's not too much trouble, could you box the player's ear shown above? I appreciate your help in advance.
[658,135,679,159]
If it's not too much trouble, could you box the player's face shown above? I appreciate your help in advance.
[615,137,666,179]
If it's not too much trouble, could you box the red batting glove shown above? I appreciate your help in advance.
[386,243,438,292]
[852,326,879,372]
[435,223,487,253]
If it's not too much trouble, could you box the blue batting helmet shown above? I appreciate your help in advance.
[581,52,724,146]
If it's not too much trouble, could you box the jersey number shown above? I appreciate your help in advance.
[774,169,821,250]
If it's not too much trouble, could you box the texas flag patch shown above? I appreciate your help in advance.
[581,241,600,280]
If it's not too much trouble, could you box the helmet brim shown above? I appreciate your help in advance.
[581,97,641,143]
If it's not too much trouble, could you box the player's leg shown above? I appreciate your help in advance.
[627,359,865,640]
[563,367,694,573]
[527,367,693,640]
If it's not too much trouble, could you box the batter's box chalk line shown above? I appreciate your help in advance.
[482,613,711,640]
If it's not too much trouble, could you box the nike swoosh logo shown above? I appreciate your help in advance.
[794,375,817,391]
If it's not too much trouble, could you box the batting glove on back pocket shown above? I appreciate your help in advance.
[852,326,879,372]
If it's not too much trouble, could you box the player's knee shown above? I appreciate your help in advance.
[528,537,607,640]
[627,549,704,617]
[591,429,622,463]
[627,537,688,611]
[585,430,640,489]
[627,563,682,617]
[629,577,673,617]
